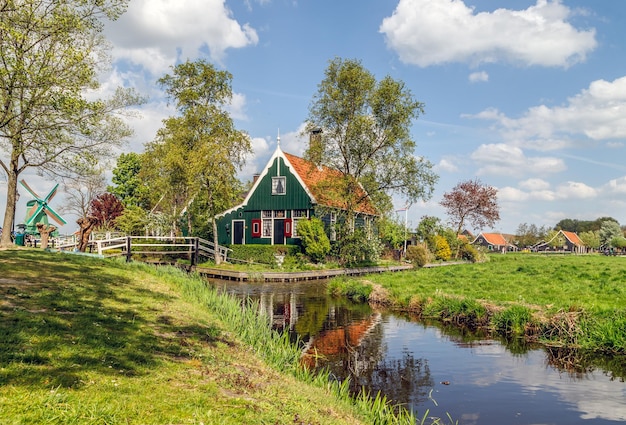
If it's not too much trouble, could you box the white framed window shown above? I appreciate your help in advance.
[291,210,309,238]
[272,176,286,195]
[330,212,337,242]
[262,210,272,218]
[262,219,272,238]
[274,210,285,218]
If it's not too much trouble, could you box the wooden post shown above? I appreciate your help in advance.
[126,236,132,262]
[191,237,199,267]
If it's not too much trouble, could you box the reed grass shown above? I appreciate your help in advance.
[333,253,626,353]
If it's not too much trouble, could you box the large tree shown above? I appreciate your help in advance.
[440,178,500,235]
[108,152,149,209]
[0,0,140,247]
[305,57,437,226]
[142,59,251,263]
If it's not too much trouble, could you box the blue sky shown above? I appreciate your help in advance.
[7,0,626,234]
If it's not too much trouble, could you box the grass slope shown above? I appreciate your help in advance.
[0,249,370,424]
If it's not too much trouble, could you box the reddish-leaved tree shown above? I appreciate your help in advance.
[440,179,500,235]
[89,193,124,229]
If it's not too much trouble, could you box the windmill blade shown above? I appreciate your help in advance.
[26,204,45,225]
[44,184,59,203]
[44,206,67,226]
[19,179,41,200]
[27,202,40,221]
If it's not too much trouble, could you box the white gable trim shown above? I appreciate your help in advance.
[216,146,317,218]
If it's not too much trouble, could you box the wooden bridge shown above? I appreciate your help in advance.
[56,234,230,266]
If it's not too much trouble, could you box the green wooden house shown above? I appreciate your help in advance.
[216,143,377,246]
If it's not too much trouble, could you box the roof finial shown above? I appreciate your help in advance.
[277,128,281,147]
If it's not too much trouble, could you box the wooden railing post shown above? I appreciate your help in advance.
[126,236,132,262]
[191,237,199,267]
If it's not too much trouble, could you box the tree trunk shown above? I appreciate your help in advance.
[77,216,98,252]
[36,223,57,250]
[212,218,221,265]
[0,155,20,247]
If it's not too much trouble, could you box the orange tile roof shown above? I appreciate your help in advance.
[561,230,583,246]
[477,232,509,246]
[284,152,377,215]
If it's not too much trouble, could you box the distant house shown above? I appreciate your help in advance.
[534,230,586,253]
[215,140,377,246]
[472,232,518,252]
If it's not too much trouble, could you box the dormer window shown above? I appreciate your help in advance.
[272,176,286,195]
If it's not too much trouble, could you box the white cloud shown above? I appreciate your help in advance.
[607,141,624,148]
[469,71,489,83]
[470,76,626,149]
[605,176,626,194]
[106,0,258,75]
[555,181,597,199]
[380,0,596,68]
[519,178,551,191]
[436,158,459,173]
[470,143,566,176]
[498,186,530,202]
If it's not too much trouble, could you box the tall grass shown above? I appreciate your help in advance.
[335,254,626,353]
[130,263,445,425]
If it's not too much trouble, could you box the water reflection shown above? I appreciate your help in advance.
[208,280,626,424]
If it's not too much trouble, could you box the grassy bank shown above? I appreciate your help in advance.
[331,254,626,353]
[0,249,423,424]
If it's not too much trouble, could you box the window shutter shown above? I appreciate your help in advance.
[251,219,261,238]
[284,218,292,237]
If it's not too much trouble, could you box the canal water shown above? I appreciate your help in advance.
[208,279,626,425]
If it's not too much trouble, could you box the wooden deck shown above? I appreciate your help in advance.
[194,264,413,282]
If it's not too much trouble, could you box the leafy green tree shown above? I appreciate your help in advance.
[415,215,444,244]
[109,153,150,209]
[143,60,251,263]
[0,0,140,247]
[378,216,409,251]
[115,205,148,235]
[515,222,547,248]
[579,230,600,250]
[600,220,623,247]
[546,230,565,249]
[304,57,437,237]
[296,218,331,263]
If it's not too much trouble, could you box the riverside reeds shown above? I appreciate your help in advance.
[330,253,626,353]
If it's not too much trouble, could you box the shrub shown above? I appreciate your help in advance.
[406,244,432,267]
[336,229,383,267]
[458,242,480,262]
[433,235,451,261]
[227,244,300,266]
[297,218,331,263]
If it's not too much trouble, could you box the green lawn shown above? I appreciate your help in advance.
[345,253,626,352]
[0,249,375,424]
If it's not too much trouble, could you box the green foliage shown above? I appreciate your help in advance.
[378,215,408,250]
[493,305,534,335]
[296,217,331,263]
[433,235,451,261]
[406,244,432,267]
[579,230,600,249]
[228,244,301,266]
[305,57,437,218]
[0,0,142,247]
[142,59,251,239]
[115,205,148,235]
[600,220,623,246]
[327,277,373,302]
[458,242,481,263]
[415,215,444,243]
[335,228,383,267]
[109,152,150,209]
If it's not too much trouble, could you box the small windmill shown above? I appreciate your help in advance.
[19,179,67,235]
